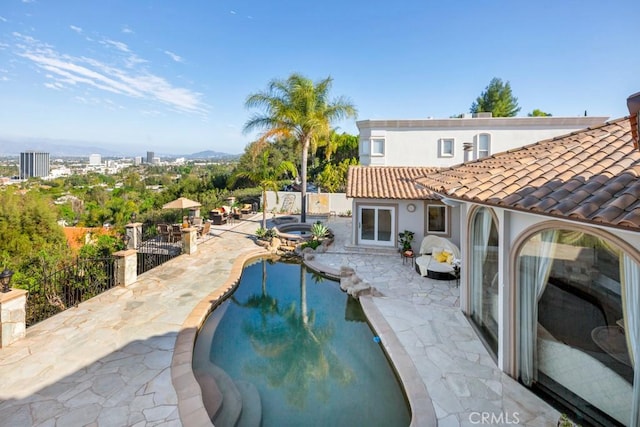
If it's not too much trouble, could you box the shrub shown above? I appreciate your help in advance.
[311,222,329,240]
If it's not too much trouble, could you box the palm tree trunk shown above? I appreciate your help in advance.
[262,187,267,229]
[301,137,309,223]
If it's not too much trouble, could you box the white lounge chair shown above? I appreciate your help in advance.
[415,235,460,279]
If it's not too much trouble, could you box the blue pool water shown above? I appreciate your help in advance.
[192,260,410,427]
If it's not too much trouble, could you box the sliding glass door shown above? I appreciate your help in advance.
[358,205,395,247]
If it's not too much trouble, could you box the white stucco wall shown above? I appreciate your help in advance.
[348,198,461,251]
[263,191,352,217]
[357,117,608,167]
[457,203,640,374]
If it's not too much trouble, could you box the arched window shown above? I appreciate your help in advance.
[469,207,499,355]
[517,229,638,426]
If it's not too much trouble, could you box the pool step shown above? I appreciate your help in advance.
[210,364,243,426]
[235,380,262,427]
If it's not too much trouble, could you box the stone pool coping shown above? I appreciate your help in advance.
[171,248,437,427]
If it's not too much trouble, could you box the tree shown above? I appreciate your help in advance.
[244,73,357,222]
[528,109,552,117]
[230,148,297,229]
[470,78,520,117]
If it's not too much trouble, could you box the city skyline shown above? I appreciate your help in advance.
[1,0,639,155]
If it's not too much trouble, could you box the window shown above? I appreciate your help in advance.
[439,138,454,157]
[517,229,637,426]
[469,207,499,356]
[426,205,448,234]
[478,134,490,158]
[371,138,385,156]
[360,139,370,156]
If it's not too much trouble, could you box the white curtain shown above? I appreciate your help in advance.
[621,253,640,427]
[471,209,493,319]
[520,230,558,386]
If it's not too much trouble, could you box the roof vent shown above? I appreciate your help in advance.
[472,112,492,118]
[628,91,640,149]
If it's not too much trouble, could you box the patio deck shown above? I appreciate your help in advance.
[0,215,559,426]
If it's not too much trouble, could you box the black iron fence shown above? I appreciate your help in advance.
[25,257,115,326]
[136,222,182,275]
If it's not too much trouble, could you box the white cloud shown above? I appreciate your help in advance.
[121,26,134,34]
[0,16,8,22]
[164,50,184,63]
[230,10,236,15]
[101,39,130,53]
[22,0,35,3]
[69,25,82,34]
[13,32,208,115]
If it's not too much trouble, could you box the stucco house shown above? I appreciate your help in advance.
[409,94,640,426]
[348,115,606,251]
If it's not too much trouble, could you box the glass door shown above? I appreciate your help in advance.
[358,205,394,247]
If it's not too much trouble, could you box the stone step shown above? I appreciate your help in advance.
[341,244,399,255]
[211,364,243,426]
[235,380,262,427]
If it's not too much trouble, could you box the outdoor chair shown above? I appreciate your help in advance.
[192,217,203,227]
[170,224,182,243]
[415,235,460,279]
[198,221,211,238]
[157,224,171,242]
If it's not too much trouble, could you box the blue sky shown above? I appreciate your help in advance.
[1,0,638,155]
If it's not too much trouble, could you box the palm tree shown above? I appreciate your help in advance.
[230,148,297,229]
[244,73,357,223]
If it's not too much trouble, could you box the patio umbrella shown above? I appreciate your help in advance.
[162,197,202,223]
[162,197,201,210]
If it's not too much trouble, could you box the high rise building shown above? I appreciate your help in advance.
[19,151,50,179]
[146,151,155,164]
[89,154,101,166]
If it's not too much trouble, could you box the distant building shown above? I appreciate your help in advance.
[89,154,101,166]
[146,151,155,164]
[134,156,142,166]
[19,151,50,179]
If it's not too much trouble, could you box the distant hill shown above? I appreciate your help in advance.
[0,137,239,159]
[185,150,239,160]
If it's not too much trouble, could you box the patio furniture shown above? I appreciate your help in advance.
[192,217,203,227]
[210,209,228,225]
[157,224,171,242]
[415,235,460,279]
[198,221,211,238]
[170,224,182,243]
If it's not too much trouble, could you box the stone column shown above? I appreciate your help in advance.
[0,289,28,347]
[125,222,144,250]
[114,249,137,287]
[182,227,198,255]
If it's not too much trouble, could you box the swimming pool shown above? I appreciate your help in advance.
[192,259,410,426]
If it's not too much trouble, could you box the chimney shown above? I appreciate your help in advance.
[627,91,640,149]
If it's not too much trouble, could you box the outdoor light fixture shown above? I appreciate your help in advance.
[131,212,137,221]
[0,268,14,293]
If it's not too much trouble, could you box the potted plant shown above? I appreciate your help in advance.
[398,230,415,256]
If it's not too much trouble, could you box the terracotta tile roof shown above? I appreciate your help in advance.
[415,117,640,231]
[347,166,440,200]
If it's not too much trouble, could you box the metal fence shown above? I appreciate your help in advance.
[25,257,115,326]
[136,222,182,275]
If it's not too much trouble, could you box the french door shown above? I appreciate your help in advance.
[358,205,395,247]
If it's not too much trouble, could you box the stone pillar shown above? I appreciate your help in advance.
[114,249,137,287]
[182,227,198,255]
[125,222,144,250]
[0,289,28,347]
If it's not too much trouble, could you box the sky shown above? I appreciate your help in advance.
[1,0,639,156]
